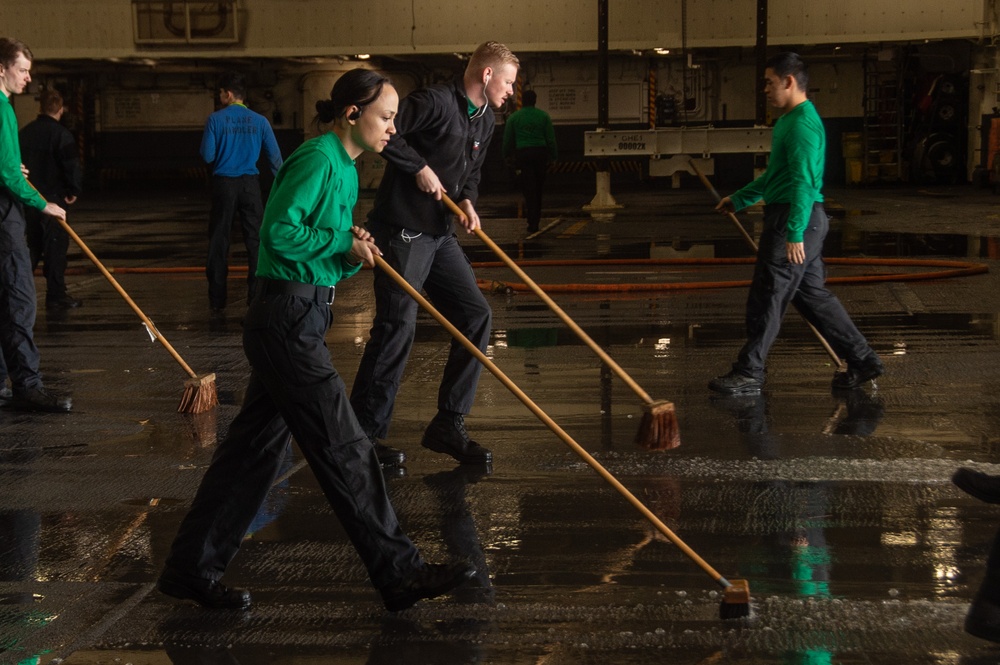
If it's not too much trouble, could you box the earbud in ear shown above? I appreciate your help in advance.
[348,109,361,120]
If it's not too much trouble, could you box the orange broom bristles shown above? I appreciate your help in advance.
[178,373,218,414]
[635,400,680,450]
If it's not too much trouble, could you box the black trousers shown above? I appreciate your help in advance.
[25,207,70,301]
[515,147,549,231]
[350,227,491,441]
[164,290,421,590]
[734,203,876,379]
[0,193,42,389]
[206,175,263,308]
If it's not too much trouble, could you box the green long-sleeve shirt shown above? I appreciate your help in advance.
[0,93,46,210]
[257,132,363,286]
[729,99,825,243]
[503,106,557,161]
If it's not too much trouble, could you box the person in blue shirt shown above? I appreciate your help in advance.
[201,71,283,313]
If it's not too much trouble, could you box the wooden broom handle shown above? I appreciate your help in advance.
[373,252,729,587]
[688,161,759,250]
[57,217,199,379]
[441,194,656,405]
[687,161,845,370]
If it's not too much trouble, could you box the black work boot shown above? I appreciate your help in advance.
[379,561,477,612]
[374,441,406,467]
[46,295,82,309]
[953,468,1000,505]
[157,571,252,610]
[966,572,1000,643]
[831,357,884,390]
[421,412,492,464]
[10,387,72,413]
[708,370,763,395]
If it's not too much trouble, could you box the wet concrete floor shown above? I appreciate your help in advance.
[3,181,1000,663]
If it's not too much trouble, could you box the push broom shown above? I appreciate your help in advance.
[56,217,218,413]
[441,194,680,450]
[373,253,750,619]
[687,160,845,369]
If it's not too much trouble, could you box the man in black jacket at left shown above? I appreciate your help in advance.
[20,89,82,309]
[351,42,519,468]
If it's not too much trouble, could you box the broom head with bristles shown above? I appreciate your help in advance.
[635,400,681,450]
[178,372,218,414]
[719,578,751,620]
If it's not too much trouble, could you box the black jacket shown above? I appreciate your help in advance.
[19,115,82,203]
[369,78,494,235]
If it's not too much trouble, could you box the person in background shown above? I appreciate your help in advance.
[201,71,282,313]
[158,69,475,613]
[0,37,71,412]
[502,88,557,233]
[20,88,83,309]
[350,42,519,468]
[707,52,882,396]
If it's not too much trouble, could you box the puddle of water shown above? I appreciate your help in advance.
[832,225,1000,259]
[493,312,1000,351]
[470,226,1000,263]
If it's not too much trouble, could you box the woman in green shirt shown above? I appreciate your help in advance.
[158,69,475,613]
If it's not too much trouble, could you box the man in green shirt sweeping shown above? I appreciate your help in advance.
[0,37,72,412]
[708,52,882,395]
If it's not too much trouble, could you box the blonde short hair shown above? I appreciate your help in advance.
[467,41,519,74]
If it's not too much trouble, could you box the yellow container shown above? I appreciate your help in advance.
[842,132,863,158]
[845,158,863,184]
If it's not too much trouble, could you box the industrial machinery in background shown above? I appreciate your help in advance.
[906,73,967,185]
[845,46,969,185]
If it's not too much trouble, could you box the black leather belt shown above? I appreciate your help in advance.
[258,278,335,305]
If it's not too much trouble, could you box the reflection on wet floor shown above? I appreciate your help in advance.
[471,227,1000,272]
[5,184,1000,662]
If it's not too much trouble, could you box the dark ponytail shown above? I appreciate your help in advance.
[315,68,390,124]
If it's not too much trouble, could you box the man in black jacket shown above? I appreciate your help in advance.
[19,89,82,309]
[351,42,519,467]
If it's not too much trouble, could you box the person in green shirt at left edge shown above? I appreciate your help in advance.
[158,68,476,613]
[0,37,72,412]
